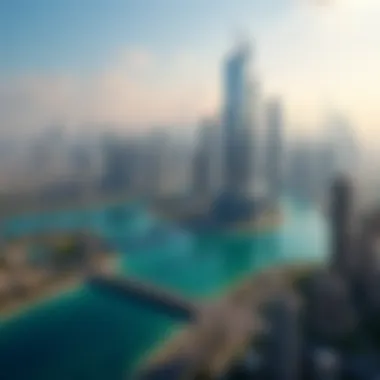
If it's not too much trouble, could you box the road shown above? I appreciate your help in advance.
[90,265,312,379]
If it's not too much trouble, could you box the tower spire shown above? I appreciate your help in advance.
[233,29,252,57]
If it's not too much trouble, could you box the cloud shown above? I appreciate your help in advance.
[306,0,333,6]
[121,48,155,72]
[3,3,380,149]
[0,75,77,133]
[305,0,378,8]
[0,47,218,137]
[259,0,380,143]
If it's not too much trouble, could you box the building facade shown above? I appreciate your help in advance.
[265,98,283,204]
[222,42,256,195]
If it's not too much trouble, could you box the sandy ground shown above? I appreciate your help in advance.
[0,253,118,322]
[0,274,81,322]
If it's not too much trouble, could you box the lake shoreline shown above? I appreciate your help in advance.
[226,207,283,236]
[138,261,321,377]
[0,254,118,323]
[131,209,285,374]
[0,274,82,323]
[0,198,328,380]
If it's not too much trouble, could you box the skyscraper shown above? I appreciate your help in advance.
[286,139,314,201]
[165,136,193,196]
[265,98,283,205]
[313,141,335,203]
[210,40,267,226]
[143,129,171,196]
[325,113,358,177]
[263,292,301,380]
[222,42,256,194]
[330,175,353,275]
[100,134,134,194]
[192,118,222,197]
[305,270,356,343]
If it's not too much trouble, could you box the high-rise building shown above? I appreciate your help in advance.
[313,141,335,202]
[100,134,134,194]
[305,270,356,343]
[311,348,341,380]
[265,98,284,204]
[263,292,301,380]
[211,40,267,226]
[286,139,314,201]
[355,210,380,319]
[70,143,94,181]
[192,118,222,197]
[222,42,256,194]
[166,138,193,197]
[142,129,171,196]
[325,113,358,177]
[330,175,353,275]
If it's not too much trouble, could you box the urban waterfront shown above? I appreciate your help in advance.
[0,199,327,379]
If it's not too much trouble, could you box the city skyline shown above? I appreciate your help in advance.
[1,0,379,147]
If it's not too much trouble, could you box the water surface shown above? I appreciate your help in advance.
[0,199,328,379]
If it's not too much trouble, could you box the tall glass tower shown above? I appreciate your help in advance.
[223,42,255,195]
[212,41,263,226]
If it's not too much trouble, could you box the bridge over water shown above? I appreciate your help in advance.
[88,275,199,323]
[88,266,296,380]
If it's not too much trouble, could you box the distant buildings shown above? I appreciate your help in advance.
[164,136,194,197]
[0,38,291,215]
[312,142,335,203]
[264,98,284,204]
[70,143,93,179]
[286,138,315,201]
[100,135,134,194]
[285,136,336,203]
[330,176,354,275]
[98,128,196,199]
[142,129,171,196]
[325,113,358,177]
[192,118,222,197]
[283,112,357,206]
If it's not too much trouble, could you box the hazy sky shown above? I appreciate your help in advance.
[1,0,380,145]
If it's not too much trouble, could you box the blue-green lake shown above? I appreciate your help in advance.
[0,199,328,379]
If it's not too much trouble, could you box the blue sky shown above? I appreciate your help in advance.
[0,0,289,74]
[1,0,380,145]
